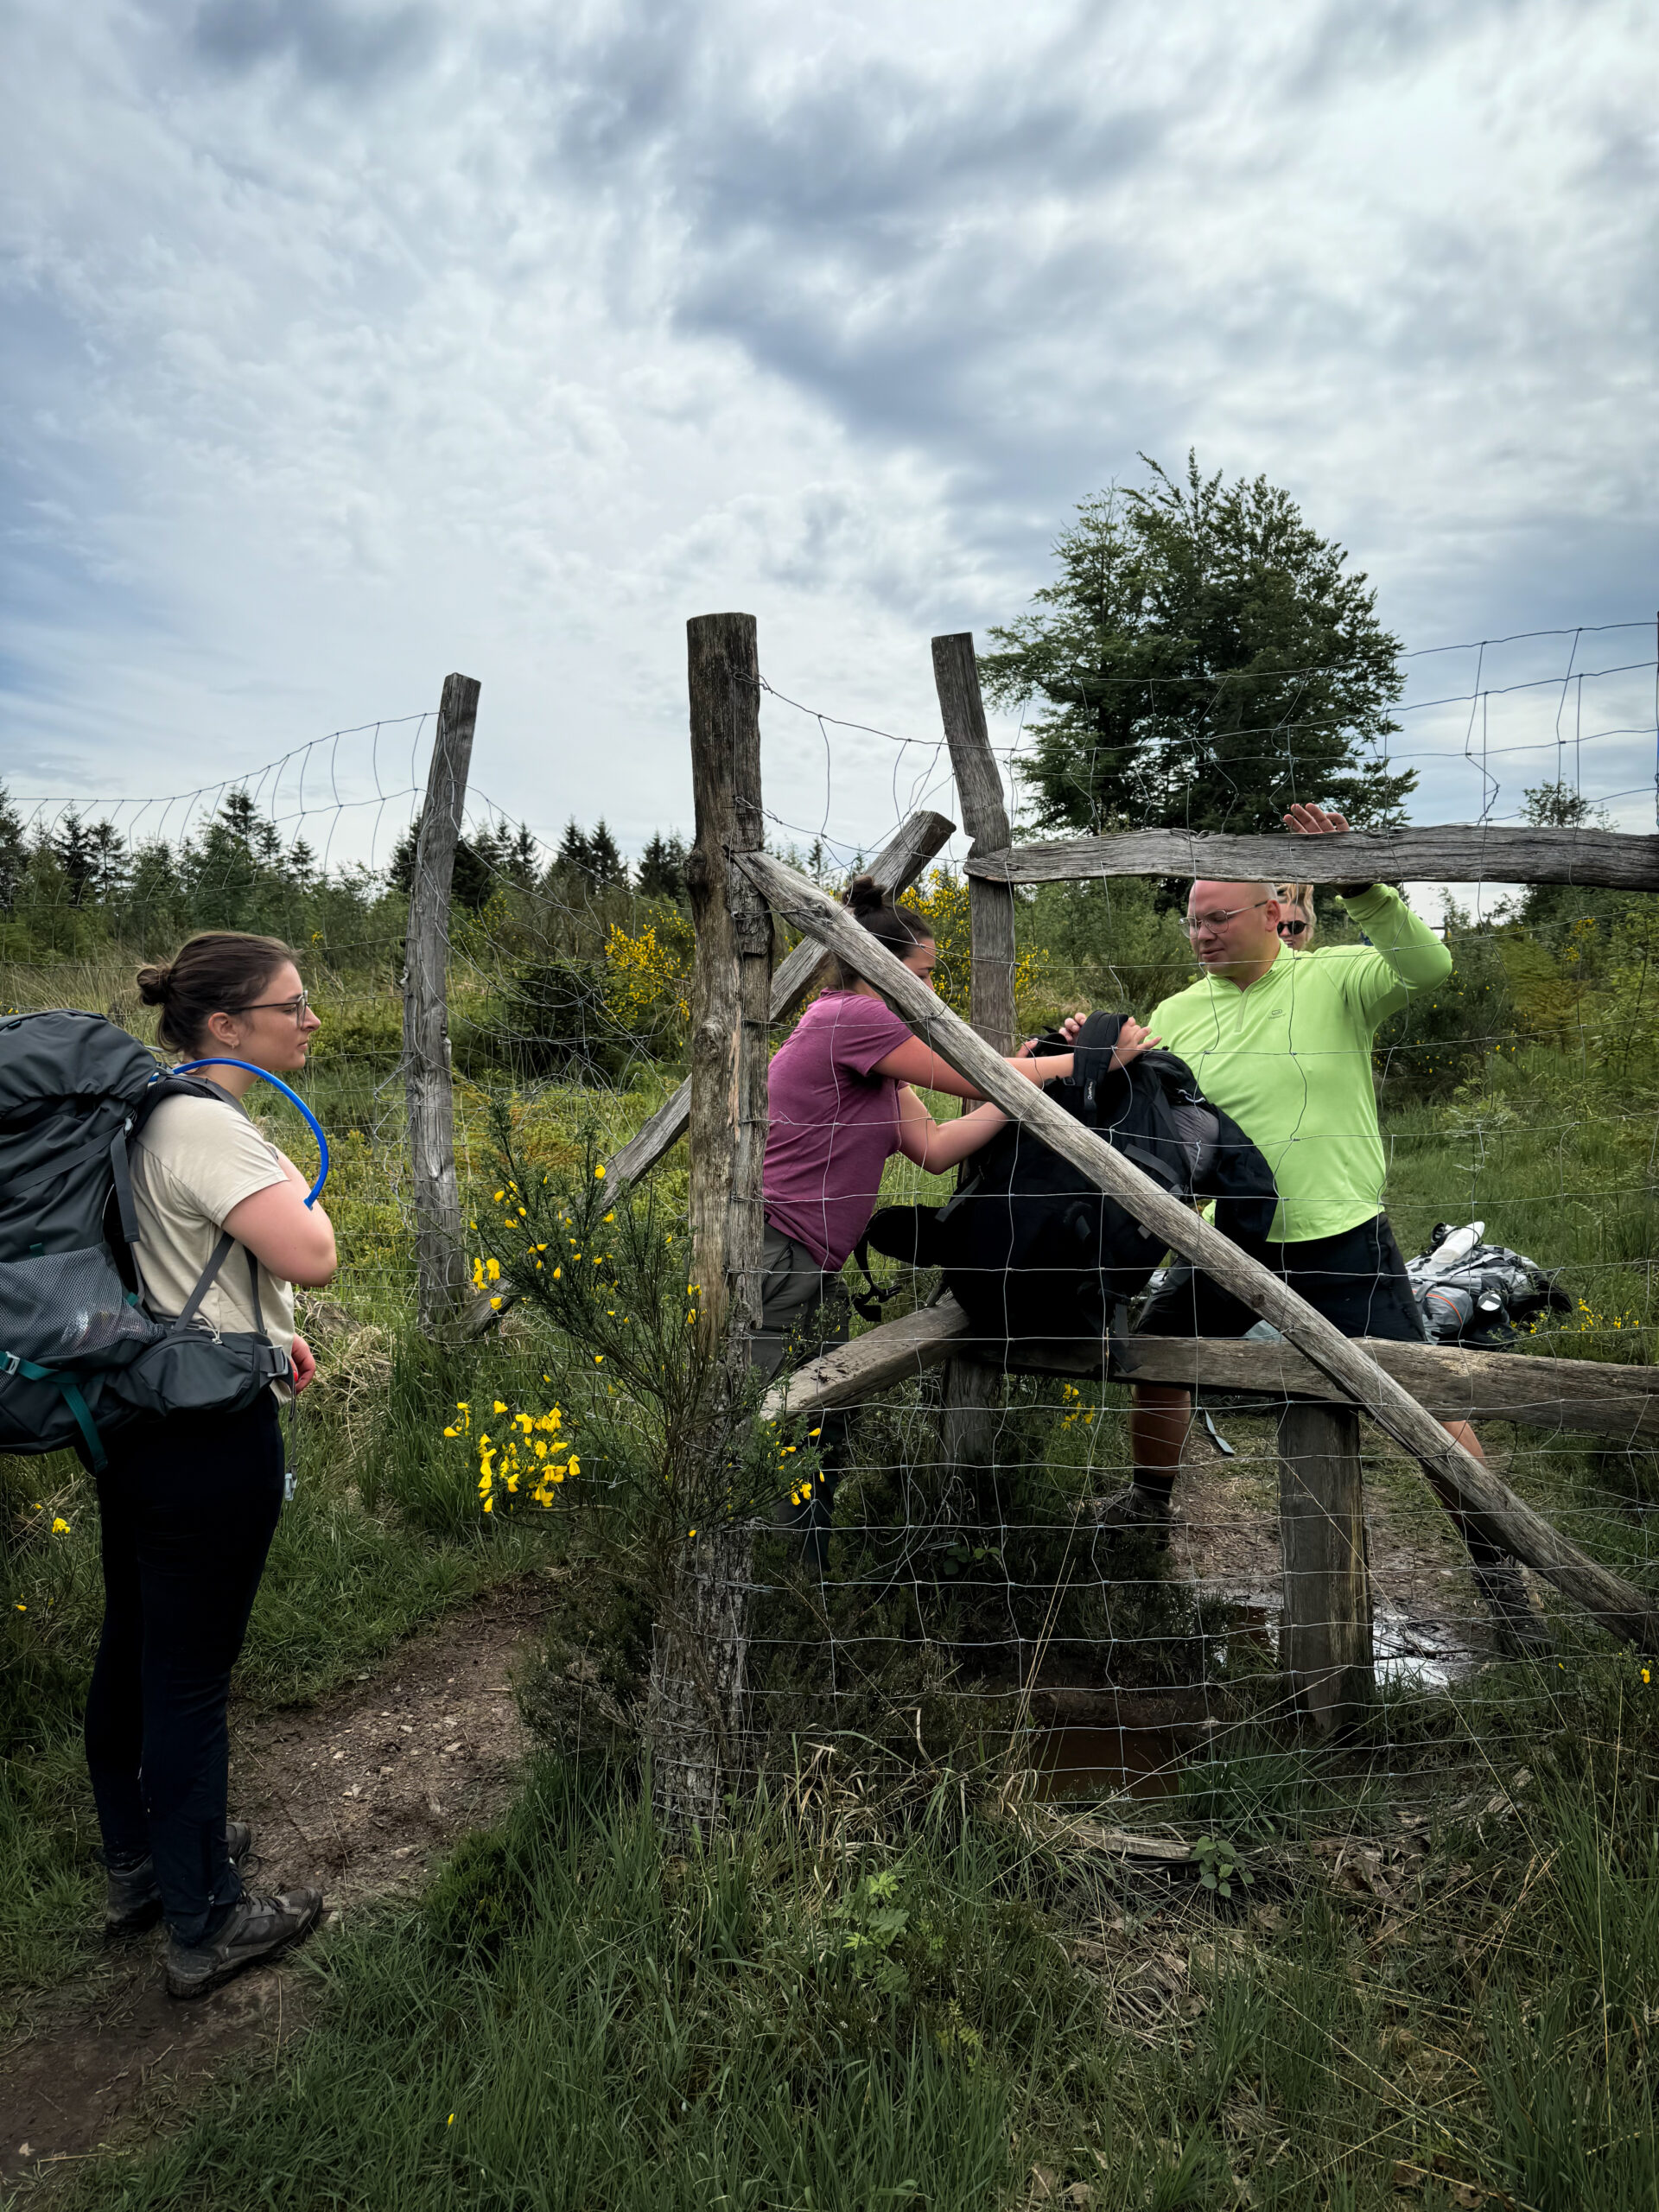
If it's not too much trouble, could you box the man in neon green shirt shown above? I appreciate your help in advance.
[1099,805,1543,1653]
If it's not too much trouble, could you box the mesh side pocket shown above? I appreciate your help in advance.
[0,1246,164,1366]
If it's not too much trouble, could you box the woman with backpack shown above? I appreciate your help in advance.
[91,932,337,1998]
[758,876,1154,1551]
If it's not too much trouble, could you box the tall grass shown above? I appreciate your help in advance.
[59,1662,1659,2212]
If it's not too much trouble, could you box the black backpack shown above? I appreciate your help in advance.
[861,1012,1278,1344]
[0,1010,293,1470]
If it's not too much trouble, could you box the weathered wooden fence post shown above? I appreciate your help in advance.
[1277,1402,1373,1736]
[932,632,1014,1474]
[646,613,773,1836]
[403,672,479,1339]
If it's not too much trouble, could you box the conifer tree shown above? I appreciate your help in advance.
[0,783,27,914]
[584,819,628,892]
[636,830,689,901]
[982,454,1414,837]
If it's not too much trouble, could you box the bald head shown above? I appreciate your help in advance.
[1185,879,1285,987]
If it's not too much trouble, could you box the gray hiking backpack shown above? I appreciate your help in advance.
[1405,1219,1573,1349]
[0,1009,293,1471]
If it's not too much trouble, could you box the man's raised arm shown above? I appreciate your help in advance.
[1284,802,1452,1008]
[1335,882,1453,999]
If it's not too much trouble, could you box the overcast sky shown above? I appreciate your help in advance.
[3,0,1655,873]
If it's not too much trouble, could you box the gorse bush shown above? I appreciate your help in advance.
[458,1111,820,1593]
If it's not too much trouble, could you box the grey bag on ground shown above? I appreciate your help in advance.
[1406,1219,1573,1348]
[0,1009,292,1468]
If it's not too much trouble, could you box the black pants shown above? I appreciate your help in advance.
[85,1395,284,1942]
[1135,1214,1427,1344]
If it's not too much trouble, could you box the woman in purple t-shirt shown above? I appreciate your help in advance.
[758,876,1155,1556]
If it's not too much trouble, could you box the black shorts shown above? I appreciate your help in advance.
[1135,1213,1427,1344]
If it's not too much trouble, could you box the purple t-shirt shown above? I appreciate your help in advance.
[764,990,915,1270]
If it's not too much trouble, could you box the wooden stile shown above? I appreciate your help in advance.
[757,1296,1659,1445]
[932,634,1017,1053]
[683,613,772,1357]
[736,846,1659,1655]
[1277,1403,1372,1736]
[645,614,773,1839]
[932,633,1017,1473]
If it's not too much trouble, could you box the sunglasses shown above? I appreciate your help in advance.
[1279,919,1308,938]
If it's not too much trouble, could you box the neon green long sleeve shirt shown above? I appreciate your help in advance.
[1146,886,1452,1243]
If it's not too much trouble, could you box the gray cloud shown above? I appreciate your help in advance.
[189,0,435,86]
[1,0,1654,856]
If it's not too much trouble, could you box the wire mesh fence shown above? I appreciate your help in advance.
[3,620,1658,1838]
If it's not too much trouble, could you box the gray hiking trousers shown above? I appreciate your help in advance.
[749,1221,852,1564]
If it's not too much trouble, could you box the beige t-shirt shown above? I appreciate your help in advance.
[130,1095,297,1367]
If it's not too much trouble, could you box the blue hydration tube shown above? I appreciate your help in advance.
[172,1060,329,1206]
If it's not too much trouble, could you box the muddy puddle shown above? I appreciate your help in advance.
[1028,1719,1183,1801]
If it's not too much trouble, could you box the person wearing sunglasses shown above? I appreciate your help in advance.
[88,932,336,1999]
[1097,806,1544,1655]
[1276,882,1317,949]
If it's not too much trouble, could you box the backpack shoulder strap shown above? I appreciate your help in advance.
[116,1073,255,1257]
[134,1077,266,1333]
[130,1070,253,1141]
[168,1229,238,1333]
[846,1236,897,1325]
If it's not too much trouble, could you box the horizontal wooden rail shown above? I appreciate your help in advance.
[963,823,1659,892]
[759,1294,1659,1445]
[739,845,1657,1651]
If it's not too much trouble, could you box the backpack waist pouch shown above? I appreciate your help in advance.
[105,1230,292,1425]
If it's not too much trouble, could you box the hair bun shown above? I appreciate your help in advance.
[842,874,884,918]
[135,962,174,1007]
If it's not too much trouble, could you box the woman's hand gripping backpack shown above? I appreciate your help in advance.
[861,1012,1278,1344]
[0,1010,294,1470]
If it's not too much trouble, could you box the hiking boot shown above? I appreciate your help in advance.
[165,1886,323,2001]
[1087,1481,1175,1553]
[104,1821,254,1941]
[1473,1561,1553,1661]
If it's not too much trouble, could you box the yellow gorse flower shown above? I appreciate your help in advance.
[604,919,693,1033]
[451,1396,576,1516]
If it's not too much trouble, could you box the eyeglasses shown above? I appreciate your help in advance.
[238,988,311,1022]
[1184,901,1270,937]
[1279,919,1308,938]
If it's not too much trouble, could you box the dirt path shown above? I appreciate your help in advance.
[1168,1409,1516,1679]
[4,1572,556,2192]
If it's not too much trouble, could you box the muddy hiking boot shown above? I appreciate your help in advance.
[166,1886,324,2001]
[104,1821,255,1941]
[1087,1480,1175,1554]
[1472,1560,1554,1661]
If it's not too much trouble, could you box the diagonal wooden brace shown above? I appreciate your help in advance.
[736,847,1659,1656]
